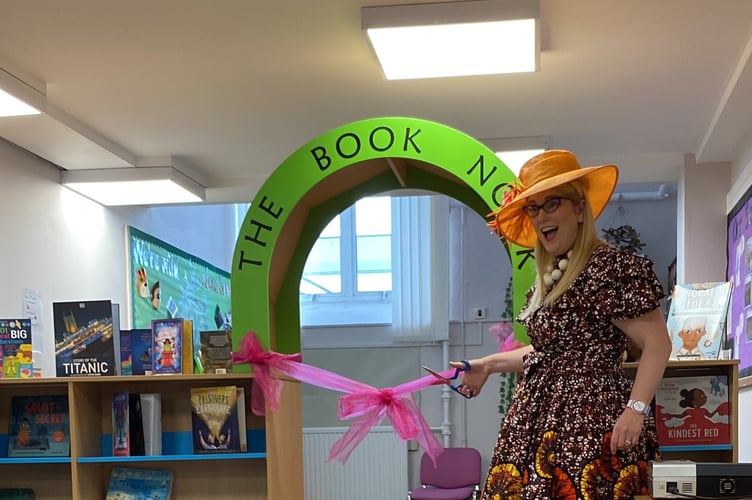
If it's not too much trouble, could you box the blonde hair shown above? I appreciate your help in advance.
[519,180,605,319]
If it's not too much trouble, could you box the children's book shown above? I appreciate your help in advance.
[7,395,70,457]
[53,299,117,376]
[666,282,732,360]
[112,392,145,457]
[105,466,173,500]
[198,329,233,374]
[0,490,35,500]
[151,318,183,375]
[120,328,152,376]
[190,385,246,453]
[0,318,34,379]
[655,375,730,447]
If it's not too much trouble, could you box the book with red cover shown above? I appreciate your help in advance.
[655,374,730,447]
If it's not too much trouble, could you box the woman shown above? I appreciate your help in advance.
[452,150,672,499]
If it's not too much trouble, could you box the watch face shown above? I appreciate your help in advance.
[631,400,646,412]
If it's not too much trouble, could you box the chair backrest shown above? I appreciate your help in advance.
[420,447,482,489]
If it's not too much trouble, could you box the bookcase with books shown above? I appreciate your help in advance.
[0,373,302,499]
[623,358,739,463]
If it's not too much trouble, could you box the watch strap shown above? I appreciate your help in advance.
[626,399,651,416]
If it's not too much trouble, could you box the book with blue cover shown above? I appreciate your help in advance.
[119,328,152,375]
[105,467,173,500]
[0,490,34,500]
[7,395,70,458]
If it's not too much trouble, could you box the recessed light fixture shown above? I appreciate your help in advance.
[0,87,41,117]
[61,166,206,206]
[362,0,540,80]
[482,136,548,175]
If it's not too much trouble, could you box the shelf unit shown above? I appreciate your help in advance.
[623,359,739,462]
[0,373,302,499]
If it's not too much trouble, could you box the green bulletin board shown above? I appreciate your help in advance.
[127,226,231,332]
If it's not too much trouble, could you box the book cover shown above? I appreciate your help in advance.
[53,300,117,376]
[105,466,173,500]
[0,318,34,379]
[198,329,233,374]
[7,395,70,457]
[112,391,130,456]
[190,385,244,454]
[151,318,183,375]
[140,393,162,456]
[120,328,152,376]
[655,375,730,447]
[0,490,34,500]
[666,282,732,360]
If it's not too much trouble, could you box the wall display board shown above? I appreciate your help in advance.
[127,226,231,333]
[726,187,752,381]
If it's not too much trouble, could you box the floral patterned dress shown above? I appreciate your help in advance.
[482,244,664,500]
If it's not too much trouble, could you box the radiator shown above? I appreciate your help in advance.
[303,426,408,500]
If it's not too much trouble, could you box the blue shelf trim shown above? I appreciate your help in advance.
[661,444,733,452]
[0,430,266,464]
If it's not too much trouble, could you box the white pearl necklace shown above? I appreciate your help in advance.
[543,250,572,288]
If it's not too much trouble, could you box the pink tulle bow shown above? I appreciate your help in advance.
[231,331,302,416]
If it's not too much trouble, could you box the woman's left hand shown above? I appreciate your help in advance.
[610,409,644,454]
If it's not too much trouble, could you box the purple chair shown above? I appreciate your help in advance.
[407,447,482,500]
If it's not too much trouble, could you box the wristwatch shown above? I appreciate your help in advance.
[626,399,651,416]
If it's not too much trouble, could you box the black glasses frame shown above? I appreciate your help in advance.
[522,197,568,217]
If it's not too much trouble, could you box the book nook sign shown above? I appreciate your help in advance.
[231,116,534,354]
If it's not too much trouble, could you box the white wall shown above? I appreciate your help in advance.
[0,139,240,377]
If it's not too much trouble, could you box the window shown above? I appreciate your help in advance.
[300,194,449,339]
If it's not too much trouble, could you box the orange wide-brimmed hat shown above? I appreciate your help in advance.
[489,150,618,248]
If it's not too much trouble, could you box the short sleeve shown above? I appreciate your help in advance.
[586,246,666,322]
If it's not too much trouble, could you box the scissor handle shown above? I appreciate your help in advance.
[451,360,473,398]
[449,359,471,380]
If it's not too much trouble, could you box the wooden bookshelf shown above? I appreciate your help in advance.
[623,359,739,462]
[0,373,302,499]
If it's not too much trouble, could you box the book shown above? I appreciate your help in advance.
[190,385,246,454]
[120,328,153,376]
[7,395,70,458]
[151,318,183,375]
[105,466,173,500]
[0,318,34,379]
[182,319,194,375]
[198,329,233,374]
[112,392,146,457]
[140,393,162,455]
[53,299,118,376]
[666,281,732,360]
[655,375,730,447]
[0,490,34,500]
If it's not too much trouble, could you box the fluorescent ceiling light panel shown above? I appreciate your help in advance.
[62,167,205,206]
[362,0,539,80]
[0,88,41,117]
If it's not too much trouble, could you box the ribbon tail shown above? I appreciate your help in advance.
[327,411,386,464]
[250,365,282,416]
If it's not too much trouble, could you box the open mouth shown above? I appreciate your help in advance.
[541,226,558,241]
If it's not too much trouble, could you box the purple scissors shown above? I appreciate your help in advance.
[422,360,473,399]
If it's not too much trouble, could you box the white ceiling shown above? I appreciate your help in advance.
[1,0,751,203]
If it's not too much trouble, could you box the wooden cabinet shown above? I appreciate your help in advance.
[0,373,302,499]
[624,359,739,462]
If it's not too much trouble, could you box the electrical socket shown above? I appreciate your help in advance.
[473,307,486,320]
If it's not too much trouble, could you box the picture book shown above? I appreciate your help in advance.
[190,385,246,454]
[0,490,34,500]
[151,318,183,375]
[0,318,33,379]
[53,299,117,376]
[7,395,70,458]
[666,282,732,360]
[112,392,145,457]
[655,375,730,447]
[120,328,152,376]
[105,466,173,500]
[198,329,233,374]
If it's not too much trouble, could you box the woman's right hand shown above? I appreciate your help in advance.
[449,359,490,397]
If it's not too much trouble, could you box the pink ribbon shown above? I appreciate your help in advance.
[233,331,445,464]
[231,332,302,416]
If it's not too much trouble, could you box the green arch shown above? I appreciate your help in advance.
[231,116,535,358]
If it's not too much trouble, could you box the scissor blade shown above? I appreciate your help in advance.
[422,365,450,384]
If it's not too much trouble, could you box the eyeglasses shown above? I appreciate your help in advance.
[522,197,568,217]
